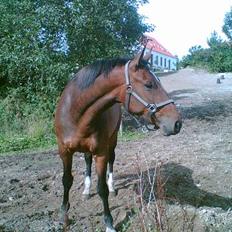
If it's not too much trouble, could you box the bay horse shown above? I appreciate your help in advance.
[55,45,182,231]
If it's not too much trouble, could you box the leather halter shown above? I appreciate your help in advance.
[124,60,174,114]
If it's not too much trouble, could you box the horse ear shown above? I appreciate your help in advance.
[130,47,146,68]
[130,36,151,68]
[143,46,153,61]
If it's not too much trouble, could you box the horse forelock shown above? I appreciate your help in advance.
[74,58,130,90]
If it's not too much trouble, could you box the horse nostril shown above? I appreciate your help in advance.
[174,121,182,134]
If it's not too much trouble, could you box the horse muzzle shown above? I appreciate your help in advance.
[159,119,182,136]
[148,108,182,136]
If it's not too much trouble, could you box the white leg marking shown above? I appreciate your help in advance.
[82,176,91,195]
[107,173,115,193]
[106,226,116,232]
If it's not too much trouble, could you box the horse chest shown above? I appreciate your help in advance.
[73,133,105,154]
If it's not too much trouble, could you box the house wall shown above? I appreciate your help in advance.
[146,49,177,71]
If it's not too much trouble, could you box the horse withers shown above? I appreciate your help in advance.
[55,46,182,231]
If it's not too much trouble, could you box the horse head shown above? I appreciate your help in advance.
[121,46,182,136]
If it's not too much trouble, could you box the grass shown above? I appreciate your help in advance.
[118,130,145,142]
[0,134,56,155]
[0,111,56,154]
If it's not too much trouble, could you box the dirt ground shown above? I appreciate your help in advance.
[1,68,232,232]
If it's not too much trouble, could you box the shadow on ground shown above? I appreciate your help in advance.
[117,162,232,211]
[169,89,232,121]
[169,89,197,101]
[180,101,232,121]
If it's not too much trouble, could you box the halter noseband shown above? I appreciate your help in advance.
[124,60,174,114]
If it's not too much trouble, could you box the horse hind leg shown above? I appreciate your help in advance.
[60,150,74,228]
[82,152,92,199]
[107,150,116,196]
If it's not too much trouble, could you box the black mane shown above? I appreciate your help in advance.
[74,57,150,90]
[74,58,129,90]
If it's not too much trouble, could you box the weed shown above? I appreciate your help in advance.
[118,130,145,142]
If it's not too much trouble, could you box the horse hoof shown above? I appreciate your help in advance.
[82,194,91,200]
[106,227,116,232]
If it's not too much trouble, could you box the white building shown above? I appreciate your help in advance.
[145,35,177,71]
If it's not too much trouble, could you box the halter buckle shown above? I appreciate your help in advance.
[126,85,133,94]
[147,104,157,113]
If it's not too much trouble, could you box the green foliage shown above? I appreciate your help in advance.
[0,0,152,153]
[181,7,232,72]
[118,130,144,141]
[0,133,56,154]
[223,7,232,41]
[181,45,209,69]
[181,31,232,73]
[0,90,56,153]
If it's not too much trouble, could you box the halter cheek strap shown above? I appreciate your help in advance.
[124,60,174,114]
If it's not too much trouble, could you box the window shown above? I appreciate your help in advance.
[150,54,153,65]
[155,55,158,65]
[160,57,163,66]
[164,58,167,67]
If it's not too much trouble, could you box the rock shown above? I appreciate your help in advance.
[217,78,221,84]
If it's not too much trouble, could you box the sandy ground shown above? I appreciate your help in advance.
[1,68,232,232]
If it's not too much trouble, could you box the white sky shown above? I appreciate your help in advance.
[139,0,232,58]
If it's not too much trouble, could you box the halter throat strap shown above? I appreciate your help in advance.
[124,60,174,113]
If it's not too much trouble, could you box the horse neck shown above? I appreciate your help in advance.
[75,66,125,132]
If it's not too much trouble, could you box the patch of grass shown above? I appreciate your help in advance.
[0,132,56,154]
[0,120,56,153]
[0,98,56,154]
[118,130,145,142]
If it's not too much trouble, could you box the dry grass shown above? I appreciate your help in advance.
[126,152,198,232]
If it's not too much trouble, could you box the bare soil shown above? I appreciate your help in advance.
[1,68,232,232]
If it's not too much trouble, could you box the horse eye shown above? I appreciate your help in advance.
[144,82,153,89]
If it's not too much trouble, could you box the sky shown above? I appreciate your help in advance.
[139,0,232,58]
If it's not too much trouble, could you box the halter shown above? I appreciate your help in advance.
[124,60,174,114]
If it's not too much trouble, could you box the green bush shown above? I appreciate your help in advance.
[181,26,232,73]
[0,92,56,153]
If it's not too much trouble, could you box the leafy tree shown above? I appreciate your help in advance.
[223,7,232,41]
[0,0,71,107]
[0,0,152,106]
[181,6,232,72]
[181,45,210,68]
[207,31,223,48]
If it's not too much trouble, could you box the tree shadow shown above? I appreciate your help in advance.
[169,89,197,101]
[117,162,232,210]
[169,89,232,121]
[158,162,232,210]
[180,100,232,121]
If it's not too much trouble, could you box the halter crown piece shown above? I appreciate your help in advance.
[124,60,175,113]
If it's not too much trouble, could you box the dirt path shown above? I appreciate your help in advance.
[1,69,232,232]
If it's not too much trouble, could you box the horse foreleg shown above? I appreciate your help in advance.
[108,150,116,195]
[82,152,92,199]
[60,151,74,228]
[95,155,116,232]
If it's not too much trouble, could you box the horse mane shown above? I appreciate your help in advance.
[74,58,129,90]
[74,57,150,90]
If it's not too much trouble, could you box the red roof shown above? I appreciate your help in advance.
[145,35,175,58]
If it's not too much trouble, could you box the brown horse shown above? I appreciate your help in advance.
[55,46,182,231]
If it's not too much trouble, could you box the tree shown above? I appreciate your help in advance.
[223,7,232,41]
[207,31,223,48]
[181,8,232,73]
[0,0,153,151]
[0,0,153,107]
